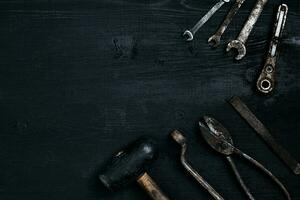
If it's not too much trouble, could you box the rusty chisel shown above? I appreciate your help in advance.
[229,96,300,175]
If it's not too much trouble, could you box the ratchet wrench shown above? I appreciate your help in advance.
[257,4,288,93]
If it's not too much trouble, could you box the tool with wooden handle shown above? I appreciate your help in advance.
[99,138,170,200]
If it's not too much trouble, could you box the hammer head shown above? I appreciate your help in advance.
[99,137,158,190]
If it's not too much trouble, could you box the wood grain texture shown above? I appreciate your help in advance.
[0,0,299,200]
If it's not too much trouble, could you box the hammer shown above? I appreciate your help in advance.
[99,137,170,200]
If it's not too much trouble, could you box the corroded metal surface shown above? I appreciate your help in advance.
[227,0,268,60]
[170,130,224,200]
[199,117,255,199]
[230,96,300,175]
[183,0,230,41]
[257,4,288,93]
[208,0,246,47]
[199,116,291,200]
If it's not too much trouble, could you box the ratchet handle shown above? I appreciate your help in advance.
[257,4,288,94]
[257,57,276,94]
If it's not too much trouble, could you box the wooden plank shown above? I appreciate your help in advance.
[0,0,299,199]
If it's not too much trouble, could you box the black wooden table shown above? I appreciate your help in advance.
[0,0,299,199]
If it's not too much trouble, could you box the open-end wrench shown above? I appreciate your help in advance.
[183,0,231,41]
[208,0,246,47]
[257,4,288,94]
[227,0,268,60]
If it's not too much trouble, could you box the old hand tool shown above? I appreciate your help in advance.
[183,0,231,41]
[171,130,224,200]
[199,116,291,200]
[99,138,170,200]
[208,0,246,47]
[257,4,288,93]
[230,96,300,175]
[227,0,268,60]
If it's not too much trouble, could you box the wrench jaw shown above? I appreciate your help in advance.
[226,40,246,60]
[183,30,194,41]
[208,35,221,48]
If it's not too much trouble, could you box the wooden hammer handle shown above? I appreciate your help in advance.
[137,172,170,200]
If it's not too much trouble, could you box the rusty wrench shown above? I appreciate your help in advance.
[183,0,231,41]
[171,130,225,200]
[227,0,268,60]
[257,4,288,93]
[208,0,246,47]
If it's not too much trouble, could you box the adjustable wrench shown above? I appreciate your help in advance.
[183,0,231,41]
[227,0,268,60]
[257,4,288,94]
[208,0,246,47]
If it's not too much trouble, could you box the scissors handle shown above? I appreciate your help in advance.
[234,148,291,200]
[226,156,255,200]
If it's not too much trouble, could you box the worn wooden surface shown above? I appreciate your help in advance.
[0,0,299,199]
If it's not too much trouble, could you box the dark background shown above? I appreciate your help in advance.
[0,0,299,199]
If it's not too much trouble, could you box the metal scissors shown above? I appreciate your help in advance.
[199,116,291,200]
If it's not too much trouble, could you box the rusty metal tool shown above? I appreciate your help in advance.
[99,137,170,200]
[208,0,246,47]
[257,4,288,93]
[227,0,268,60]
[199,116,291,200]
[170,130,224,200]
[183,0,231,41]
[230,96,300,175]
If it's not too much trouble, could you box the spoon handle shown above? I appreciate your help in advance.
[226,156,255,200]
[234,148,291,200]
